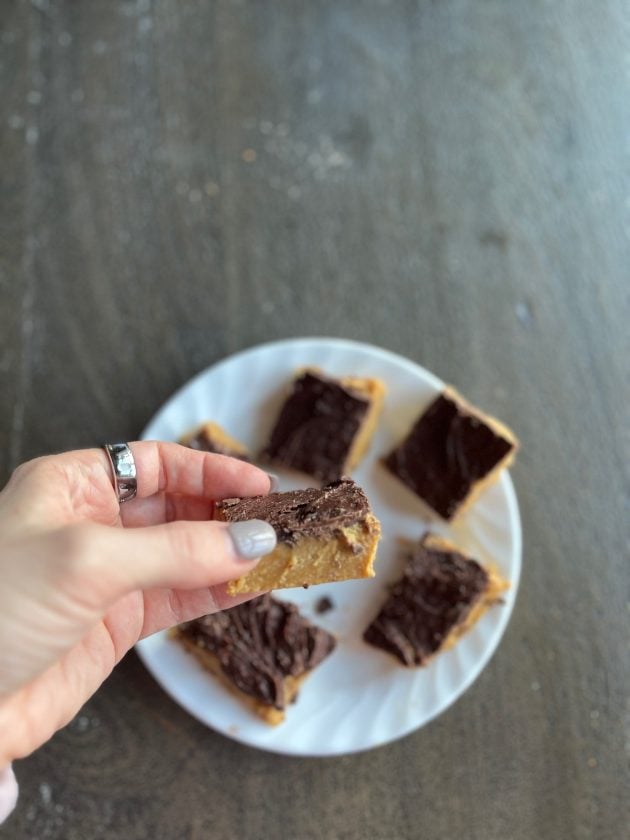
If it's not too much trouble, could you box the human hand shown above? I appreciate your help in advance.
[0,442,276,766]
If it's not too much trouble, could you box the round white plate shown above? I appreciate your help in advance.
[135,337,521,756]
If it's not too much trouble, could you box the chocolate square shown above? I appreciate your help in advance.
[263,371,371,482]
[363,538,489,666]
[178,595,336,710]
[384,391,515,519]
[185,426,249,461]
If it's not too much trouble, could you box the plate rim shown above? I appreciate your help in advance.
[136,336,522,757]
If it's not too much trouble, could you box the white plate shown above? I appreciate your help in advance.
[135,337,521,756]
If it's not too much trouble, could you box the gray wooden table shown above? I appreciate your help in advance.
[1,1,628,838]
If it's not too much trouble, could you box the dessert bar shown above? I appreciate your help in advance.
[217,478,381,594]
[384,387,518,520]
[180,421,250,460]
[263,369,385,482]
[363,534,508,666]
[174,595,336,724]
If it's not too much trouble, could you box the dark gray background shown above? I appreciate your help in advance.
[1,1,628,838]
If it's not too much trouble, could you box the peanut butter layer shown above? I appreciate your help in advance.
[384,387,518,520]
[217,479,382,594]
[262,370,385,482]
[174,595,336,724]
[180,421,250,460]
[363,534,508,666]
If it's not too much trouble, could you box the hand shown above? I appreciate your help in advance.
[0,442,276,766]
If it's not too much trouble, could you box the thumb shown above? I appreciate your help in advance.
[50,518,277,610]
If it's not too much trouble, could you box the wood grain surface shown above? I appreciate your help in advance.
[1,1,628,838]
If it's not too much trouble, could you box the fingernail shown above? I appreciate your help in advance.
[266,472,280,493]
[228,520,277,560]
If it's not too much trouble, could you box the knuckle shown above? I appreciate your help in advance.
[10,456,47,483]
[167,521,197,560]
[167,522,211,577]
[54,523,99,579]
[51,524,125,609]
[9,455,67,492]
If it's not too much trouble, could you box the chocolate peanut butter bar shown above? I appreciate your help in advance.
[180,421,250,461]
[217,478,381,594]
[174,595,336,724]
[384,387,518,520]
[262,369,385,482]
[363,534,508,666]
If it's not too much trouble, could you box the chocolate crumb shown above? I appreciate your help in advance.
[315,596,334,615]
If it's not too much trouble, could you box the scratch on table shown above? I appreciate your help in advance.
[147,708,182,735]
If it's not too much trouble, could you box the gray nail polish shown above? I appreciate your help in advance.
[228,519,277,560]
[267,472,280,493]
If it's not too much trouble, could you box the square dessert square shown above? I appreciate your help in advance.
[262,369,385,482]
[217,478,381,594]
[180,421,250,460]
[173,594,336,725]
[384,387,518,520]
[363,533,508,666]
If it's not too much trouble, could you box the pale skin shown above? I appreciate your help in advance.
[0,442,275,767]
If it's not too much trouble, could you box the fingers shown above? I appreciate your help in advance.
[139,585,265,638]
[110,441,272,500]
[119,493,214,527]
[57,519,277,611]
[1,443,274,532]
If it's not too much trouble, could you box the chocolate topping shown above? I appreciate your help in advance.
[385,392,514,519]
[217,478,371,544]
[363,538,489,666]
[263,371,370,482]
[179,595,336,709]
[314,596,334,615]
[186,428,249,461]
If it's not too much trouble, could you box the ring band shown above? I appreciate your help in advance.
[103,443,138,503]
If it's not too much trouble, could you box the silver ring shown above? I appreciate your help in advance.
[102,443,137,503]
